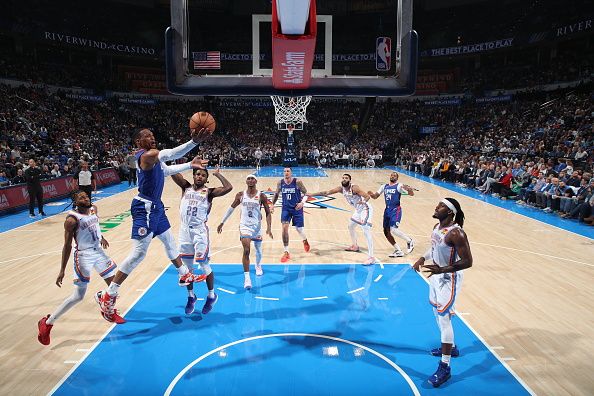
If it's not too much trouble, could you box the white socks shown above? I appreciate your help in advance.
[177,265,189,276]
[106,282,120,297]
[208,289,215,298]
[244,272,250,280]
[393,243,402,252]
[442,354,451,365]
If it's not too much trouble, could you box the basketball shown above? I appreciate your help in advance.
[189,111,216,134]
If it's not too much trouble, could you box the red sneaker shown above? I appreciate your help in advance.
[179,272,207,286]
[37,314,53,345]
[303,240,311,252]
[101,310,127,324]
[94,291,117,322]
[280,252,290,263]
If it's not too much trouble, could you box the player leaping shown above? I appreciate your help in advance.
[368,171,415,257]
[171,165,232,315]
[271,167,310,263]
[309,174,377,265]
[96,128,210,322]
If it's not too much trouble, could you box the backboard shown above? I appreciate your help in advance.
[166,0,417,97]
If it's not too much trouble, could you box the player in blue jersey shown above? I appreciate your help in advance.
[95,128,209,322]
[271,168,310,263]
[369,172,415,257]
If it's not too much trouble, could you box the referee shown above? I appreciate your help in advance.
[74,161,96,201]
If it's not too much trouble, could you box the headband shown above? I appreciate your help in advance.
[441,199,457,215]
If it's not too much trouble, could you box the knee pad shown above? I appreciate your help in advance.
[157,229,180,260]
[119,237,151,274]
[437,313,454,344]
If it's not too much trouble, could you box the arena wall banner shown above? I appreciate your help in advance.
[0,168,120,214]
[423,98,462,106]
[118,97,158,105]
[220,53,377,62]
[421,38,514,57]
[65,93,105,102]
[475,95,513,103]
[42,32,158,56]
[94,168,121,188]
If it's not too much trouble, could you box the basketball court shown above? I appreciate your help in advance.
[1,168,593,395]
[1,0,593,395]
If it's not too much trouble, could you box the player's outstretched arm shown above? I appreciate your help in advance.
[209,166,233,198]
[162,156,208,177]
[158,128,208,162]
[171,173,191,193]
[369,183,385,199]
[217,192,241,233]
[57,217,77,287]
[261,192,273,239]
[309,185,342,197]
[368,191,381,199]
[423,229,473,276]
[402,184,415,196]
[352,185,371,201]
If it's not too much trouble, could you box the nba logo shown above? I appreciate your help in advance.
[376,37,391,71]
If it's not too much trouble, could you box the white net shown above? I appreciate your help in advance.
[270,95,312,130]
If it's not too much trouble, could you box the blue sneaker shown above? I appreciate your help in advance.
[185,296,197,314]
[431,345,460,357]
[428,361,451,388]
[201,293,218,314]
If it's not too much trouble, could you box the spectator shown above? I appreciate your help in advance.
[24,158,45,218]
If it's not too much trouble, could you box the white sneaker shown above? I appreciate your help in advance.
[388,250,405,258]
[244,277,252,290]
[406,239,415,254]
[255,263,263,276]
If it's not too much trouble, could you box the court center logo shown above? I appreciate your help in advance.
[263,191,347,211]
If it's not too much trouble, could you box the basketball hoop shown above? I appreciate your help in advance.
[270,95,312,131]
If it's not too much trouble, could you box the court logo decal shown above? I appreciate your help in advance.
[263,191,348,211]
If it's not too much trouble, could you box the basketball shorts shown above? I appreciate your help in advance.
[350,203,373,227]
[239,223,262,241]
[383,206,403,229]
[72,247,116,284]
[281,207,304,227]
[178,223,210,265]
[131,196,171,240]
[429,271,463,316]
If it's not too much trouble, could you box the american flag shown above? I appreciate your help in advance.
[192,51,221,69]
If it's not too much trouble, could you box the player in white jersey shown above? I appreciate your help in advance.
[413,197,473,388]
[309,173,377,265]
[218,174,273,290]
[171,165,232,315]
[368,172,416,258]
[37,191,123,346]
